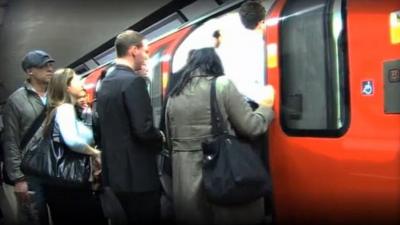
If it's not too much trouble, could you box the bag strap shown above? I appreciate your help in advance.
[210,78,229,136]
[19,108,47,149]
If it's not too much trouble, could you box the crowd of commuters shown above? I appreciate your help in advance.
[0,1,274,225]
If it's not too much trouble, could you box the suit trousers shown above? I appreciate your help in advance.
[116,190,161,225]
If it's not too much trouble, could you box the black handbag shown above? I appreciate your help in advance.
[202,78,270,205]
[21,115,90,188]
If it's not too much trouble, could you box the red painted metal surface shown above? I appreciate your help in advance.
[150,26,192,96]
[82,65,108,105]
[268,0,400,224]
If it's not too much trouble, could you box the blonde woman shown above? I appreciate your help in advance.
[44,68,106,225]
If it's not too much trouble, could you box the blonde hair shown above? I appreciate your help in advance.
[44,68,76,132]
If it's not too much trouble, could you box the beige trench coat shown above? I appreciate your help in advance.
[166,75,274,225]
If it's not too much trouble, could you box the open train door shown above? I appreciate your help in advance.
[267,0,400,224]
[145,26,192,128]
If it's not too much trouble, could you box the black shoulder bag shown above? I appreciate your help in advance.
[202,78,271,205]
[21,112,91,188]
[2,108,46,185]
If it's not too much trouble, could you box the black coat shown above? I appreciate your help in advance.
[97,64,162,193]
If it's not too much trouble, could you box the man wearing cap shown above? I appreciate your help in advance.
[2,50,55,225]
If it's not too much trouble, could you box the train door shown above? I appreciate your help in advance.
[267,0,400,224]
[146,27,192,127]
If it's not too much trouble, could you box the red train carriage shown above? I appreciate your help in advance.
[82,0,400,224]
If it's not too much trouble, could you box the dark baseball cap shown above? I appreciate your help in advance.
[21,50,55,71]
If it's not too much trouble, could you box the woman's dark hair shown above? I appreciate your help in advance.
[170,47,224,97]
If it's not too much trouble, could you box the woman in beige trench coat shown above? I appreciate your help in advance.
[166,47,275,225]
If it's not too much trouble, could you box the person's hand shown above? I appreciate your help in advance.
[136,63,149,76]
[160,130,166,143]
[91,153,102,191]
[90,147,101,157]
[94,153,101,168]
[14,180,29,202]
[93,155,102,176]
[259,85,275,108]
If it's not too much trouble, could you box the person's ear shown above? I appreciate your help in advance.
[128,45,137,58]
[256,20,265,31]
[26,68,33,75]
[132,46,139,57]
[66,81,75,94]
[66,86,72,94]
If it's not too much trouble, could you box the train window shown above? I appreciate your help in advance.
[148,48,165,128]
[180,0,220,21]
[94,47,116,65]
[173,9,266,101]
[279,0,349,137]
[84,59,99,70]
[142,13,185,43]
[74,64,89,75]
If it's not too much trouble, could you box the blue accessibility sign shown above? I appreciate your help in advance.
[361,80,374,96]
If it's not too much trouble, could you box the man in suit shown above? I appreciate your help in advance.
[96,30,164,225]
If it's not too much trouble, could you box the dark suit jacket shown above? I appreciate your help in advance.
[97,64,162,193]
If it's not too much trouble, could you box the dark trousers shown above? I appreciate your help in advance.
[116,191,161,225]
[17,177,49,225]
[46,185,107,225]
